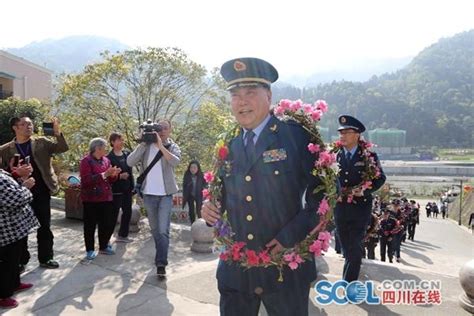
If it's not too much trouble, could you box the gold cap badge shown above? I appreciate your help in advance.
[234,60,247,72]
[341,117,346,123]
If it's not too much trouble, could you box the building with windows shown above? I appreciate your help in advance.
[0,50,52,101]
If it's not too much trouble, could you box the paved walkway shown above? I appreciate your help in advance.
[1,201,473,315]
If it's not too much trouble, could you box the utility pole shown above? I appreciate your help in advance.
[459,178,464,225]
[453,177,468,226]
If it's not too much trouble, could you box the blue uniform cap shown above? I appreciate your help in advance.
[220,57,279,90]
[338,115,366,133]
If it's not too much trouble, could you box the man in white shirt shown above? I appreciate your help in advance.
[127,120,181,278]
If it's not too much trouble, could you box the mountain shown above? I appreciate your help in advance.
[6,35,129,73]
[282,56,413,87]
[272,30,474,148]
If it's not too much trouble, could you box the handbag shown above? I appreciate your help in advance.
[134,144,170,197]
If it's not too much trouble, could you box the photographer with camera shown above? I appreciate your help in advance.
[127,119,181,279]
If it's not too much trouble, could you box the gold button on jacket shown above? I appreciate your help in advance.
[254,287,263,295]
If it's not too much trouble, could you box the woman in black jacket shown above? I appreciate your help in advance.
[107,133,135,243]
[182,160,205,224]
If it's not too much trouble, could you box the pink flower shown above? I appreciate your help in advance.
[318,231,331,252]
[310,110,322,121]
[204,171,215,183]
[294,254,304,264]
[274,106,285,116]
[258,250,271,264]
[315,100,328,113]
[347,194,353,203]
[364,141,374,149]
[321,239,330,251]
[307,143,321,154]
[283,253,294,262]
[309,240,322,256]
[288,261,299,270]
[202,189,211,199]
[316,151,336,168]
[279,99,292,109]
[302,103,313,114]
[361,181,372,190]
[334,140,343,147]
[284,252,304,270]
[317,198,330,216]
[318,231,331,242]
[290,100,302,112]
[245,250,260,266]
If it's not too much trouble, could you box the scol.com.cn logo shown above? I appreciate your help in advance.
[314,279,442,305]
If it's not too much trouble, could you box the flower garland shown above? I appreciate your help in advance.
[329,139,382,203]
[203,99,340,282]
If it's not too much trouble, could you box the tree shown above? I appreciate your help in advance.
[0,98,49,144]
[174,102,234,176]
[56,47,222,169]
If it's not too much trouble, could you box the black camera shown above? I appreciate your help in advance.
[139,119,163,144]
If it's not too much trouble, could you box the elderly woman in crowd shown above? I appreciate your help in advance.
[80,138,121,260]
[0,167,38,309]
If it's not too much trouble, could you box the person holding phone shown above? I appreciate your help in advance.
[0,116,69,270]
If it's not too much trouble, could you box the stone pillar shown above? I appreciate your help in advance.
[459,259,474,313]
[191,218,214,253]
[118,203,142,233]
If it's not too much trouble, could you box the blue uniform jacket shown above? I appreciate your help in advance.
[334,146,386,222]
[217,115,324,294]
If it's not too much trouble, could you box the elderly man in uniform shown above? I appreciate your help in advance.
[202,57,324,316]
[334,115,386,282]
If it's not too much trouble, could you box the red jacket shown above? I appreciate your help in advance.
[79,154,117,202]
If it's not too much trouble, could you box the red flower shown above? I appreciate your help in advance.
[245,250,260,266]
[231,242,246,261]
[232,250,242,261]
[219,251,230,261]
[258,250,271,264]
[218,145,229,160]
[204,171,215,183]
[202,189,211,199]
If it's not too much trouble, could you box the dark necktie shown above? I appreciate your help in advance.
[245,130,256,162]
[346,151,352,162]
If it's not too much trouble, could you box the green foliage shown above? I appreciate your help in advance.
[56,47,222,170]
[0,98,49,144]
[272,30,474,148]
[174,102,234,176]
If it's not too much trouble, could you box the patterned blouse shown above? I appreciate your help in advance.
[0,170,39,247]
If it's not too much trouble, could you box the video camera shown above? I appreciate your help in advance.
[138,119,163,144]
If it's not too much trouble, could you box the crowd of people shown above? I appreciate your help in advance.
[336,197,422,264]
[0,115,188,308]
[425,201,448,219]
[0,56,445,315]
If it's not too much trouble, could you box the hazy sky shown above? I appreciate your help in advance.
[3,0,473,77]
